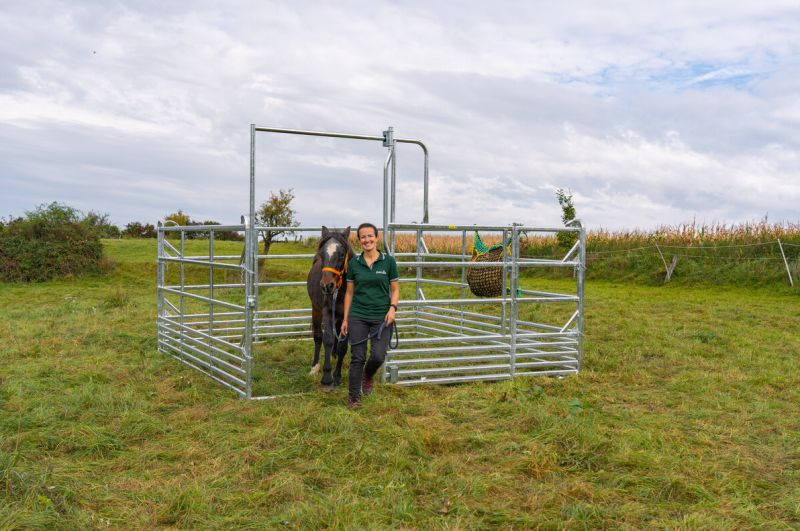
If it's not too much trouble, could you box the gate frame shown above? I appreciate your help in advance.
[156,125,586,399]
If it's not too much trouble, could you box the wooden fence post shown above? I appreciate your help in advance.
[778,239,794,287]
[666,256,678,283]
[656,244,678,283]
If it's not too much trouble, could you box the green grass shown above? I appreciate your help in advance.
[1,241,799,529]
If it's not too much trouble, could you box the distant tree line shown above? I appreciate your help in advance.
[160,209,243,241]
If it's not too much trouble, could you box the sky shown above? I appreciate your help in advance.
[1,0,799,232]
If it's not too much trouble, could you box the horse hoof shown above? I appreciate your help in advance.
[320,384,335,393]
[309,364,320,375]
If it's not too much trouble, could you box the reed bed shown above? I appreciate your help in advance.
[339,217,800,256]
[332,218,800,286]
[588,216,800,248]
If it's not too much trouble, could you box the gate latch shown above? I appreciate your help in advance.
[383,127,393,148]
[246,296,258,309]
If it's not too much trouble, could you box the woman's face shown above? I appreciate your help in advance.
[358,227,377,251]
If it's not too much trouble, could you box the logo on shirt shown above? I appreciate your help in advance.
[376,270,387,275]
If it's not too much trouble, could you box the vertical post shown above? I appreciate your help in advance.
[244,125,257,399]
[382,126,394,385]
[208,228,215,375]
[391,129,397,227]
[509,225,519,378]
[570,219,586,371]
[501,229,508,337]
[460,230,466,335]
[156,221,164,351]
[778,239,794,287]
[389,134,397,256]
[382,133,393,253]
[180,230,185,361]
[415,226,422,335]
[422,146,429,224]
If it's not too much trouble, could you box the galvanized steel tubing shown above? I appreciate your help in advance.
[381,222,585,386]
[157,222,251,398]
[157,125,584,398]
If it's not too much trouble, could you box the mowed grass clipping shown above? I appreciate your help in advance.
[0,240,798,530]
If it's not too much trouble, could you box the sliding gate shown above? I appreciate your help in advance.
[156,125,586,399]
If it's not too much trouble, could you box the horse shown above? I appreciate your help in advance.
[306,226,355,390]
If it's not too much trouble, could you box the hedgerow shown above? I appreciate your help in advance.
[0,202,105,282]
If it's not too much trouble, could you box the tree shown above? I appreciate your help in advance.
[164,209,191,226]
[255,189,300,255]
[201,221,243,242]
[556,188,578,248]
[163,209,197,239]
[123,221,156,239]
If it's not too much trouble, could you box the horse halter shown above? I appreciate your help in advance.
[321,250,349,290]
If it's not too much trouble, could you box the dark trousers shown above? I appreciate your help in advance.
[348,316,391,398]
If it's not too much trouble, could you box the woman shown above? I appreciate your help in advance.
[341,222,400,409]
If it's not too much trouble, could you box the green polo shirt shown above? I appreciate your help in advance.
[346,252,400,320]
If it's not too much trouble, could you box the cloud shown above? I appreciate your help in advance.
[1,0,799,231]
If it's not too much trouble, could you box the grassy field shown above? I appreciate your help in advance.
[1,239,799,530]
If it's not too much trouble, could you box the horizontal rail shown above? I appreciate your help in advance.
[159,340,247,389]
[398,364,512,377]
[393,373,511,386]
[158,287,245,311]
[396,260,578,269]
[157,320,247,365]
[158,334,246,380]
[253,330,314,340]
[388,223,580,233]
[395,253,468,259]
[257,254,316,260]
[387,353,511,366]
[253,126,385,142]
[413,278,467,288]
[160,256,243,271]
[513,368,579,377]
[173,284,245,290]
[417,317,499,337]
[258,281,307,288]
[391,344,510,356]
[159,224,245,232]
[515,360,579,370]
[418,310,502,331]
[397,296,578,306]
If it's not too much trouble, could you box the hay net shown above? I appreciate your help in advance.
[467,232,512,297]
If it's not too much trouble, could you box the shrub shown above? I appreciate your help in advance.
[0,202,104,282]
[83,211,121,238]
[122,221,157,239]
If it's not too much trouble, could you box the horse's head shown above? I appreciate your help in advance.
[318,225,352,296]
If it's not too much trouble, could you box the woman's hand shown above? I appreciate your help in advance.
[384,307,396,326]
[341,319,349,336]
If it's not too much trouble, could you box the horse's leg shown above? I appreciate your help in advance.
[320,300,335,390]
[309,307,323,375]
[333,338,348,387]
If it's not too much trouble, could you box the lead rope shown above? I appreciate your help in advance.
[331,294,398,349]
